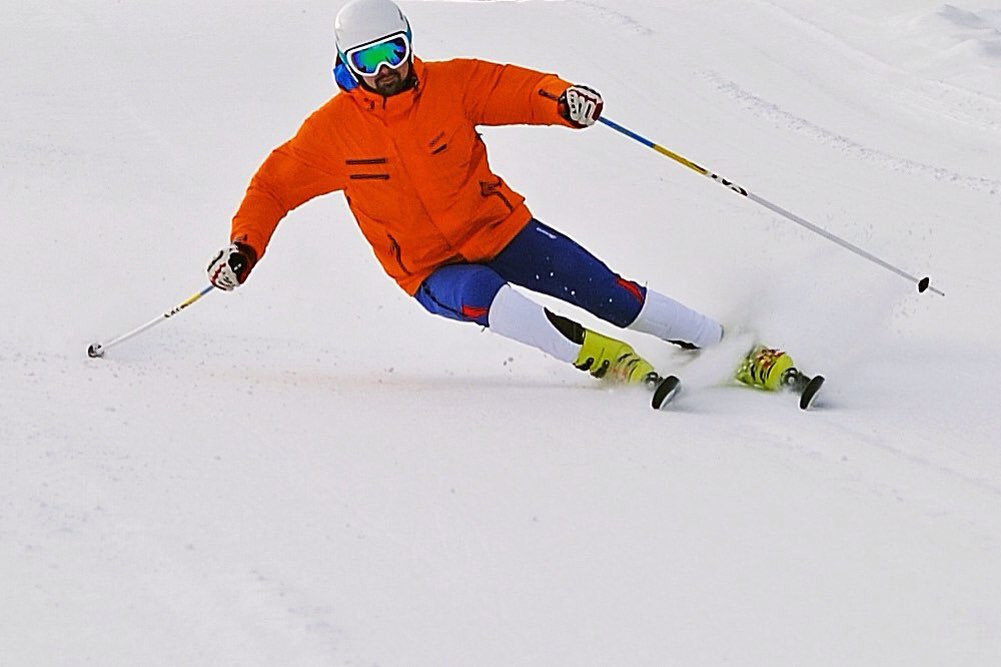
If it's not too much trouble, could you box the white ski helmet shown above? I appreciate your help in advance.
[335,0,412,60]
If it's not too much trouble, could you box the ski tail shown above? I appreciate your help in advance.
[651,375,681,410]
[784,369,825,410]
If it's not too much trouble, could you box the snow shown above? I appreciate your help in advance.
[3,1,1000,664]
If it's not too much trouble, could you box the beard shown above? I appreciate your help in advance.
[373,70,405,96]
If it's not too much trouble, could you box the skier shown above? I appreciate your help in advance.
[207,0,725,386]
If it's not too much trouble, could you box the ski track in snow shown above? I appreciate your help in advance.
[699,69,1001,197]
[555,0,1000,212]
[751,0,1001,107]
[821,415,1001,501]
[564,0,656,37]
[570,0,1001,196]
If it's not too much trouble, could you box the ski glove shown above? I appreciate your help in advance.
[207,242,258,291]
[559,85,603,128]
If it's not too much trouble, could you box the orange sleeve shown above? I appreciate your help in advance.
[230,107,348,259]
[454,59,575,128]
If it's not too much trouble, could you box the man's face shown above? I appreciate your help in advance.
[361,59,411,96]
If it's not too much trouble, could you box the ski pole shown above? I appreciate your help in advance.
[595,115,944,297]
[87,285,215,358]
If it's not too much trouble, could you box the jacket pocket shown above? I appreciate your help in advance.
[387,234,412,276]
[346,157,390,180]
[479,179,515,212]
[427,124,475,171]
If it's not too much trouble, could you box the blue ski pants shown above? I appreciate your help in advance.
[415,219,647,328]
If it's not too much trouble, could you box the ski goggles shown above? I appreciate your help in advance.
[343,32,411,77]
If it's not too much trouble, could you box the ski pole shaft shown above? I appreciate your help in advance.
[596,115,944,297]
[87,285,215,358]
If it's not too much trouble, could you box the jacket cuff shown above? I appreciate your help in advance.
[538,75,577,127]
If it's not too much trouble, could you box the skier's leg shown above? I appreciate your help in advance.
[415,264,656,383]
[628,290,724,350]
[488,219,723,349]
[415,263,577,362]
[487,220,646,327]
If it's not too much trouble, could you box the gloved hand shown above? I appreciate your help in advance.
[207,242,258,290]
[558,85,603,128]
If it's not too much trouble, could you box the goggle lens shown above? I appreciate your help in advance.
[347,35,410,76]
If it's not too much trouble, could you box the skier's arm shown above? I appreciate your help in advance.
[456,59,578,128]
[229,112,347,262]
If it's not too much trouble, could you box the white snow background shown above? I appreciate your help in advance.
[3,1,1001,664]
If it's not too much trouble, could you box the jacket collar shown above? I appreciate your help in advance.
[339,57,426,117]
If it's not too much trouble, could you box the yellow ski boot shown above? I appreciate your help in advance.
[735,345,796,391]
[575,329,658,385]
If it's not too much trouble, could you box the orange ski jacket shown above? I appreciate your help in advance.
[230,58,577,295]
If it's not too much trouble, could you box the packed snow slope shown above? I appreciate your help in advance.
[3,1,1000,665]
